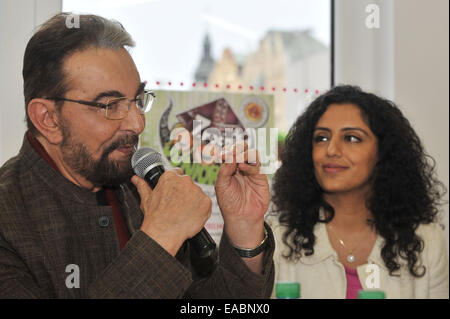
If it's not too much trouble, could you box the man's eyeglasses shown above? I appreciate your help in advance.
[49,90,155,120]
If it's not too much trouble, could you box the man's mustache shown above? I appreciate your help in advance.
[103,134,139,156]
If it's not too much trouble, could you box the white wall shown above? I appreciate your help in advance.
[0,0,61,165]
[335,0,449,250]
[335,0,394,99]
[393,0,449,246]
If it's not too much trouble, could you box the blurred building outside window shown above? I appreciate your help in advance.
[64,0,331,136]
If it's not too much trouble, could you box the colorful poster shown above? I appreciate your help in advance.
[140,90,275,244]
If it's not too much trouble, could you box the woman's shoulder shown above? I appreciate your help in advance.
[265,212,280,227]
[265,212,285,239]
[415,222,446,243]
[414,222,448,262]
[265,211,296,252]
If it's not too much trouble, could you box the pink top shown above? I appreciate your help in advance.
[344,266,363,299]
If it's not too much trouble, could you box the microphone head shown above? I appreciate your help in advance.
[131,147,165,178]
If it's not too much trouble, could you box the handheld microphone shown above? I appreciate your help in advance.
[131,147,216,258]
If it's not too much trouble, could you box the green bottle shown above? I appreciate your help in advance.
[357,290,386,299]
[275,282,301,299]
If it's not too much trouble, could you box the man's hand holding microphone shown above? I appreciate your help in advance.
[130,142,270,274]
[131,168,212,257]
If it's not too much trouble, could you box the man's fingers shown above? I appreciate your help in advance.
[168,167,184,175]
[221,142,258,165]
[237,149,261,174]
[243,148,259,165]
[131,175,153,199]
[237,162,261,175]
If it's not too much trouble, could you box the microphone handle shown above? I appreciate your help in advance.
[190,228,217,258]
[143,165,216,258]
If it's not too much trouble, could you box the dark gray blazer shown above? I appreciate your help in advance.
[0,135,274,298]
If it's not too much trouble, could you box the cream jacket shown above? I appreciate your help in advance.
[267,215,449,299]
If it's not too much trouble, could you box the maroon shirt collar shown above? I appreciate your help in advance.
[26,131,59,172]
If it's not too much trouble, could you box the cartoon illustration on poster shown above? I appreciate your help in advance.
[140,90,276,243]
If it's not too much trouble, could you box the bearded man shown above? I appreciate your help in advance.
[0,13,274,298]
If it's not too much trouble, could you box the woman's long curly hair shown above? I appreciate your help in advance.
[272,85,446,277]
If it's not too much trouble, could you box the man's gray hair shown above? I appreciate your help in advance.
[23,12,136,134]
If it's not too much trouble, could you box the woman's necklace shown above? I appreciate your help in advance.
[327,224,358,263]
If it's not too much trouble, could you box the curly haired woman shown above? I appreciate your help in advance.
[267,85,449,298]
